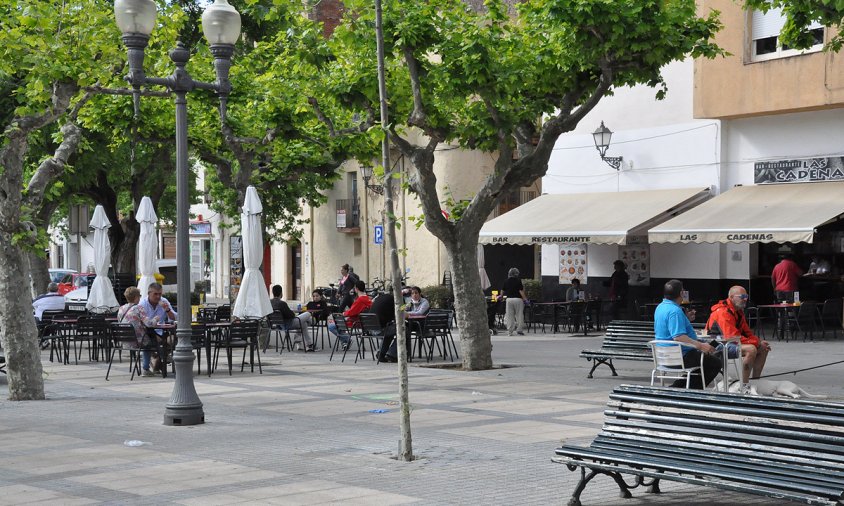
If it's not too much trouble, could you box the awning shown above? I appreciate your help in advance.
[479,187,711,245]
[648,181,844,244]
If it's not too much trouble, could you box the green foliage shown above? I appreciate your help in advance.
[745,1,844,51]
[523,279,542,302]
[420,284,452,309]
[163,290,201,306]
[323,0,724,154]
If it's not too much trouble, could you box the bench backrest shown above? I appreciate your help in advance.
[598,385,844,471]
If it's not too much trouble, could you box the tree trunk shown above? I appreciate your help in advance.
[28,251,50,299]
[445,233,493,370]
[113,213,140,274]
[0,237,45,400]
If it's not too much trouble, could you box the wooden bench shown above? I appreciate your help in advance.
[580,320,703,378]
[553,384,844,506]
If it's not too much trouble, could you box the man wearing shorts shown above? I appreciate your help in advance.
[706,286,771,392]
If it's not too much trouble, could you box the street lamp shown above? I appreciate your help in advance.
[114,0,241,426]
[360,164,384,195]
[592,121,624,171]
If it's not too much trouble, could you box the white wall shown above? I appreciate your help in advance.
[722,107,844,188]
[542,58,728,281]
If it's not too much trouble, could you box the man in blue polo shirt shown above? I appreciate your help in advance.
[654,279,721,389]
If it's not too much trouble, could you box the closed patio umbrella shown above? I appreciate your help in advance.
[477,244,491,291]
[232,186,273,319]
[86,205,119,312]
[136,196,159,296]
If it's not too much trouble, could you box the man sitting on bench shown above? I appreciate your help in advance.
[654,279,721,389]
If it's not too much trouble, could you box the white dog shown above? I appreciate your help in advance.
[716,378,825,398]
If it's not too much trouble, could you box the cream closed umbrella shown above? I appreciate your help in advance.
[232,186,273,319]
[86,205,119,312]
[477,244,491,291]
[136,196,158,295]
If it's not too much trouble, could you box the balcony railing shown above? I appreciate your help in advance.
[335,198,360,230]
[488,190,537,219]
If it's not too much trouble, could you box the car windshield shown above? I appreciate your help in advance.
[60,274,73,284]
[74,276,89,287]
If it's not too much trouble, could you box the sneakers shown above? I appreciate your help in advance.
[516,331,525,336]
[507,331,513,336]
[142,369,155,377]
[305,345,315,352]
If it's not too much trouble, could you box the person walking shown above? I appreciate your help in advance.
[502,268,527,336]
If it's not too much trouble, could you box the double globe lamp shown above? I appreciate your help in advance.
[113,0,241,426]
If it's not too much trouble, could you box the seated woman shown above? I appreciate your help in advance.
[404,286,430,315]
[116,287,160,377]
[306,290,331,321]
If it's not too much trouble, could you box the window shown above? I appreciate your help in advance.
[750,8,824,61]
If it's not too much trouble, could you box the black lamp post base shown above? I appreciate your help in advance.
[163,406,205,426]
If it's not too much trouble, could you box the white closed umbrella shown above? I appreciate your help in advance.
[136,196,158,295]
[477,244,491,291]
[232,186,273,319]
[86,205,119,312]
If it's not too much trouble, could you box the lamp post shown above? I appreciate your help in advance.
[114,0,241,426]
[592,121,624,171]
[360,164,384,195]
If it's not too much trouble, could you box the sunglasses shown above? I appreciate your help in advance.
[733,294,749,300]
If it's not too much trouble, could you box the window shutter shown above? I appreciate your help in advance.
[752,8,823,40]
[752,8,786,40]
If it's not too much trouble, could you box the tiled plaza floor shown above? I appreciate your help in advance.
[1,327,841,505]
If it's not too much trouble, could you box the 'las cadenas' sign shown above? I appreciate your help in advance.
[755,157,844,184]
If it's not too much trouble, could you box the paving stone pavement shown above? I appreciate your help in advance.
[2,327,842,505]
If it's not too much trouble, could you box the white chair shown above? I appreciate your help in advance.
[648,340,702,388]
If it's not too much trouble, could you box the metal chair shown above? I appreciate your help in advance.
[329,313,359,362]
[106,323,142,380]
[357,313,383,363]
[424,310,458,362]
[648,340,703,389]
[266,311,294,353]
[820,298,842,339]
[215,319,262,374]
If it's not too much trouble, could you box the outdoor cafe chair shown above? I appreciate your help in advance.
[329,313,360,363]
[266,311,294,353]
[106,323,143,381]
[425,310,458,362]
[820,298,843,339]
[786,301,819,341]
[647,340,702,389]
[189,323,206,375]
[215,318,262,375]
[357,312,383,363]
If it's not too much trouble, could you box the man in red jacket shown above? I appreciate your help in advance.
[328,280,372,349]
[706,286,771,389]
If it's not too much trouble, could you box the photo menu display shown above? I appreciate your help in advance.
[559,244,587,284]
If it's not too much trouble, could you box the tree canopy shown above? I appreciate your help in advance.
[315,0,724,369]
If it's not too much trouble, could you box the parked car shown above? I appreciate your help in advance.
[57,273,93,296]
[49,268,76,284]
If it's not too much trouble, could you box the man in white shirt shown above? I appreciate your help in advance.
[33,282,66,320]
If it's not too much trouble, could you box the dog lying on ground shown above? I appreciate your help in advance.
[715,378,826,398]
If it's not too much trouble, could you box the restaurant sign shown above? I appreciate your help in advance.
[754,157,844,184]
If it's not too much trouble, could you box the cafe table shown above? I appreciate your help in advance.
[756,303,799,341]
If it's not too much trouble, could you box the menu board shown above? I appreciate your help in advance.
[559,244,588,284]
[620,245,650,286]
